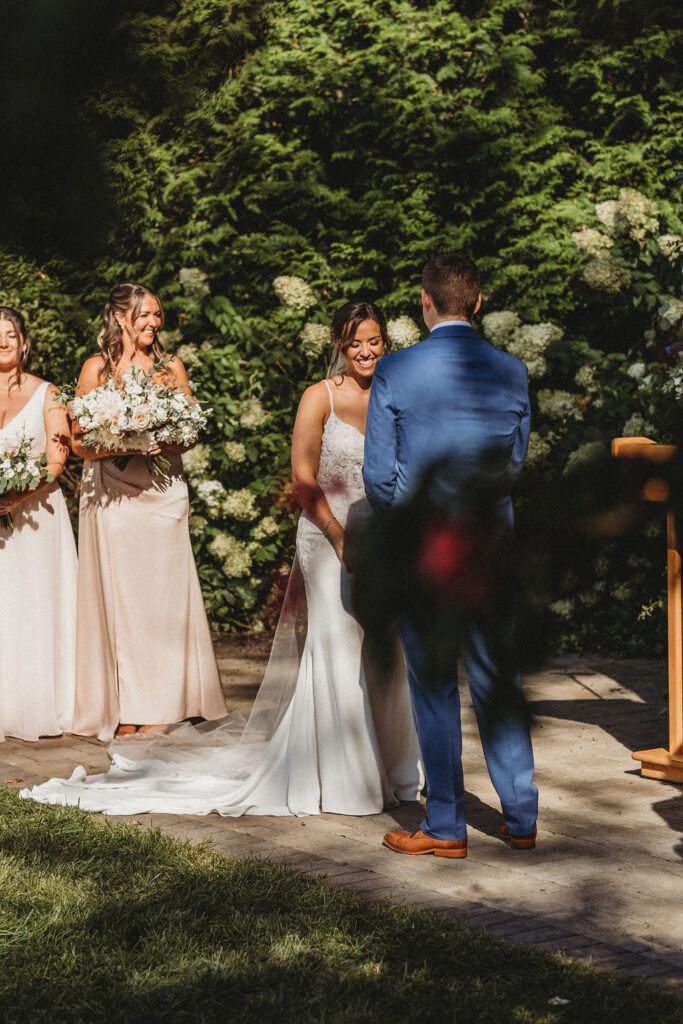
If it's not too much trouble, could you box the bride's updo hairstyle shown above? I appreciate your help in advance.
[98,283,166,381]
[329,300,390,374]
[0,306,32,389]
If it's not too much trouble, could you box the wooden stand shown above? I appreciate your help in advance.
[612,437,683,782]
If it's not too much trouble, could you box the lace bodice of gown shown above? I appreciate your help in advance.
[314,382,367,529]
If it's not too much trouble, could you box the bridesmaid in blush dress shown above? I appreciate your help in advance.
[0,307,77,741]
[70,283,226,741]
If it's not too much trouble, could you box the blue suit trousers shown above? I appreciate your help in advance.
[398,613,538,840]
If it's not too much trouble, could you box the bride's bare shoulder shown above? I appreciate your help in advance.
[299,378,332,406]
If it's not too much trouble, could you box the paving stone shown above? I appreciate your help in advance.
[341,879,405,898]
[317,870,379,888]
[482,916,542,938]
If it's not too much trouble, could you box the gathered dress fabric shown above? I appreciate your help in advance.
[22,381,424,815]
[71,453,227,742]
[0,381,77,741]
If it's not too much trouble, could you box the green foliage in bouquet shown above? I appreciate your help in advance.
[0,0,682,652]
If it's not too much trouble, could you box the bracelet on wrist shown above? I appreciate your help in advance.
[323,515,338,538]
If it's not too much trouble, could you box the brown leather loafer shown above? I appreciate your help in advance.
[499,822,537,849]
[383,828,467,858]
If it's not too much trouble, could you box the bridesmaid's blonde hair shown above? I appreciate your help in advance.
[98,283,168,381]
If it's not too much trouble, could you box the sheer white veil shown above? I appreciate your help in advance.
[109,343,344,767]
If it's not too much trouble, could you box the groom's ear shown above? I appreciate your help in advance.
[421,288,431,312]
[473,293,482,316]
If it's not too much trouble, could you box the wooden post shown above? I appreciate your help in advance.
[612,436,683,782]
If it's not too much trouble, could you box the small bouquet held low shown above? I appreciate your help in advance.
[64,365,210,475]
[0,434,52,532]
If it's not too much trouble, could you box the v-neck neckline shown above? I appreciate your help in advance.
[0,382,45,432]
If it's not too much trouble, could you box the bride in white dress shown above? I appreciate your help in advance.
[22,301,423,814]
[0,307,77,741]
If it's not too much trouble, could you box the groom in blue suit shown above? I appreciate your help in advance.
[363,253,538,858]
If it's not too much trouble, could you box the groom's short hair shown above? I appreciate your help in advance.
[422,253,481,320]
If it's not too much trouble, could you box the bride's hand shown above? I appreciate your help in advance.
[326,519,349,569]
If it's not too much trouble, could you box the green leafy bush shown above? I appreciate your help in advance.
[1,0,682,651]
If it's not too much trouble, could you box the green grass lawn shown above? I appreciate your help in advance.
[0,791,679,1024]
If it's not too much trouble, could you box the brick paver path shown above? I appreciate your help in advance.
[2,649,682,991]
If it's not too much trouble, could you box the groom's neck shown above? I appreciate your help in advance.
[431,317,471,327]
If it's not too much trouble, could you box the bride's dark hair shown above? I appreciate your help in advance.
[330,300,390,369]
[0,306,32,391]
[98,283,167,381]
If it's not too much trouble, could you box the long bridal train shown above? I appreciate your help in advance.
[21,387,424,816]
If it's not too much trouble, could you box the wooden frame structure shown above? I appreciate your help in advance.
[612,436,683,782]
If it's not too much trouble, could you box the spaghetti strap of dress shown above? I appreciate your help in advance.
[322,377,334,413]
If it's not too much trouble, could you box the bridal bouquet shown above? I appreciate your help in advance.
[0,433,51,532]
[65,366,210,475]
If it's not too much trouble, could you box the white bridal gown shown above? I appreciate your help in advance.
[0,381,78,741]
[22,380,424,815]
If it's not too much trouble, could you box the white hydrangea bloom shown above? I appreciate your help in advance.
[481,310,521,348]
[616,188,659,242]
[574,365,596,389]
[627,362,646,380]
[563,441,604,475]
[536,389,583,420]
[195,479,228,515]
[509,348,546,379]
[583,255,632,292]
[188,514,207,538]
[162,328,183,349]
[224,441,247,463]
[622,413,655,437]
[506,323,562,380]
[572,227,613,258]
[666,365,683,400]
[594,553,610,577]
[512,323,563,351]
[273,275,316,314]
[209,533,252,578]
[658,234,683,261]
[525,432,552,467]
[223,487,258,522]
[627,553,649,569]
[386,315,421,349]
[595,199,621,236]
[550,599,574,618]
[299,323,329,358]
[659,297,683,326]
[252,516,279,540]
[182,444,211,481]
[239,397,268,430]
[175,343,202,370]
[179,267,210,302]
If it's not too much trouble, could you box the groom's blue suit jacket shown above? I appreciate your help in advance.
[363,324,530,525]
